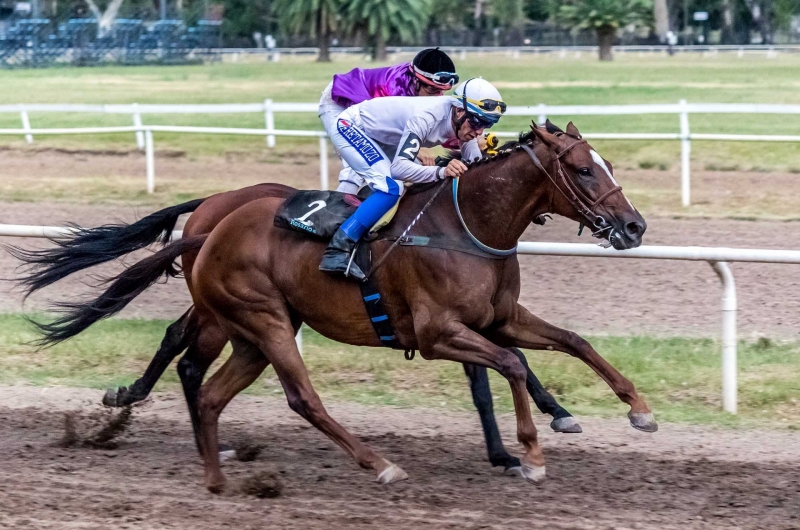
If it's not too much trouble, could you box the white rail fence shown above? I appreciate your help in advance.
[5,221,800,415]
[2,101,800,205]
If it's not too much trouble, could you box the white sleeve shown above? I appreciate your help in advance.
[390,118,441,184]
[460,138,481,163]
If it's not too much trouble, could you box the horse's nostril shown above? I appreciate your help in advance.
[625,221,645,238]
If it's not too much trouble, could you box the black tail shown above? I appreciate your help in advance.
[7,198,206,298]
[30,235,209,348]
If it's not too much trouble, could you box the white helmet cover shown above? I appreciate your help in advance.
[453,77,506,124]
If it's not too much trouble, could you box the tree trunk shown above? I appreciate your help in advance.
[374,31,387,61]
[721,0,735,44]
[316,5,330,63]
[596,26,615,61]
[654,0,669,42]
[473,0,484,46]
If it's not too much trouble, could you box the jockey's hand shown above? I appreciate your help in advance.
[444,158,469,178]
[417,148,436,166]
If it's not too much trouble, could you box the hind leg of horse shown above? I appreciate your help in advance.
[508,348,582,434]
[177,319,229,454]
[463,363,521,474]
[103,308,194,407]
[420,321,545,483]
[196,337,270,492]
[495,305,657,433]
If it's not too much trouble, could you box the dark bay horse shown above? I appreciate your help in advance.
[176,121,655,490]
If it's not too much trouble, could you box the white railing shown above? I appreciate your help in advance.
[3,100,800,204]
[4,221,800,415]
[0,125,330,193]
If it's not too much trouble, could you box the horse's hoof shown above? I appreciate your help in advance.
[102,388,119,407]
[521,463,546,484]
[376,462,409,485]
[206,478,227,494]
[628,411,658,433]
[550,416,582,433]
[218,446,237,463]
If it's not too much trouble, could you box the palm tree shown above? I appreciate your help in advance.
[554,0,653,61]
[273,0,341,62]
[345,0,431,61]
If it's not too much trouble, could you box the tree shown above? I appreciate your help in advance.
[554,0,653,61]
[273,0,340,62]
[345,0,431,61]
[85,0,126,37]
[653,0,669,42]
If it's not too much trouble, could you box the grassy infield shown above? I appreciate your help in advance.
[0,53,799,428]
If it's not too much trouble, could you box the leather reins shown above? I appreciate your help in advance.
[520,140,622,235]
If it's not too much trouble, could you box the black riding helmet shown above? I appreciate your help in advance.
[410,48,459,90]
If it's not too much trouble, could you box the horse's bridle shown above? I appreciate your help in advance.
[520,140,622,239]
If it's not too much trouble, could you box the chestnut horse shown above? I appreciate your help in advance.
[181,121,655,490]
[21,121,655,490]
[12,143,580,476]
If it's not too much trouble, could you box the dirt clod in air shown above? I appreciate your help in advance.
[240,471,283,498]
[56,407,133,449]
[233,437,264,462]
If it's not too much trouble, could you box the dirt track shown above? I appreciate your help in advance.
[1,385,799,529]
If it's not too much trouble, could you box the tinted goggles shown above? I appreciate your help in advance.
[466,114,497,130]
[466,97,507,114]
[413,66,459,88]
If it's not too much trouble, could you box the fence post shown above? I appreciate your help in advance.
[145,129,155,194]
[537,103,547,126]
[20,106,33,144]
[264,98,275,148]
[679,99,691,207]
[133,103,145,151]
[319,136,329,190]
[710,261,737,414]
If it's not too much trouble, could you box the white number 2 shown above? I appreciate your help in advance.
[402,138,420,160]
[296,200,326,226]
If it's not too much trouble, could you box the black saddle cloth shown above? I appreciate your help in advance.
[274,190,365,239]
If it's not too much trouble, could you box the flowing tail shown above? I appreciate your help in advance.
[8,198,206,298]
[30,235,209,348]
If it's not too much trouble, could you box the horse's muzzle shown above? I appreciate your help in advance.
[609,219,646,250]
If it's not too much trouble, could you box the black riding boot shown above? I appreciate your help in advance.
[319,228,366,281]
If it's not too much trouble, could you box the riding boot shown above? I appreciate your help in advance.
[319,227,366,281]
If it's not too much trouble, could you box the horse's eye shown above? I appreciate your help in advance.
[578,167,592,177]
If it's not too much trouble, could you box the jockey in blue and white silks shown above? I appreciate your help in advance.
[320,78,506,280]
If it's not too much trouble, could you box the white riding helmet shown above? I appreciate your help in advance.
[453,77,506,128]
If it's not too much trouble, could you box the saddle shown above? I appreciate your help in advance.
[274,188,399,239]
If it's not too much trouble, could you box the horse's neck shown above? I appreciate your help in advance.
[456,147,551,250]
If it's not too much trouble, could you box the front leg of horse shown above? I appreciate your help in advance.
[496,306,657,433]
[422,322,546,483]
[507,348,582,434]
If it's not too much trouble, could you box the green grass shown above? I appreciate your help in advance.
[2,53,800,169]
[2,314,798,429]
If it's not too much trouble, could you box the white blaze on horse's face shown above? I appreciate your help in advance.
[590,149,636,210]
[590,150,617,185]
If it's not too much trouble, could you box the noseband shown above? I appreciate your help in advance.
[520,141,622,237]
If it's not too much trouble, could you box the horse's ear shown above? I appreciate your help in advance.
[545,119,563,135]
[565,121,582,139]
[530,121,556,147]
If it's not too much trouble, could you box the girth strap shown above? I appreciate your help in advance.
[354,243,404,350]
